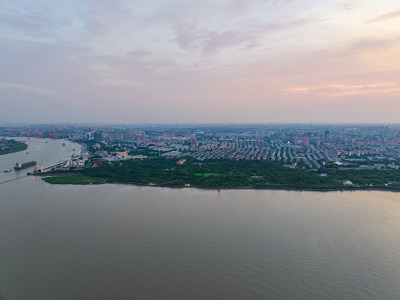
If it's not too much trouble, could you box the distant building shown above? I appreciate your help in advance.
[294,135,299,145]
[176,159,187,165]
[302,135,309,146]
[324,130,330,142]
[94,131,102,141]
[190,140,197,151]
[85,131,95,140]
[116,152,129,159]
[344,180,353,186]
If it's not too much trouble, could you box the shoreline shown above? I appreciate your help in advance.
[112,182,400,193]
[40,173,400,192]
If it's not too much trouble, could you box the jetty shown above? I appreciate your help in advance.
[29,160,70,175]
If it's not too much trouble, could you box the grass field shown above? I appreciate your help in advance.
[194,173,220,177]
[43,174,106,185]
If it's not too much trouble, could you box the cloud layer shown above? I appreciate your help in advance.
[1,0,400,123]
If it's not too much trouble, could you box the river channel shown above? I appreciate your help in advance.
[0,138,399,299]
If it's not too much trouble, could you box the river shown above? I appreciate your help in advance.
[0,138,399,299]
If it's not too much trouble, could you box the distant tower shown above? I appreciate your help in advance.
[324,130,330,142]
[294,136,299,145]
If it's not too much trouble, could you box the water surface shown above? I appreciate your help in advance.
[0,139,399,299]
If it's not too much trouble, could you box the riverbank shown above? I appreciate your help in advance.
[43,174,106,185]
[0,140,28,155]
[41,173,400,192]
[38,157,400,191]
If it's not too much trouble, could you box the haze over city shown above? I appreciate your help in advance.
[1,0,400,123]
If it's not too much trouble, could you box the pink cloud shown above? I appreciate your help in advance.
[283,83,400,97]
[203,31,244,53]
[366,10,400,24]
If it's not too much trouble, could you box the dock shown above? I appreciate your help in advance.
[30,160,70,175]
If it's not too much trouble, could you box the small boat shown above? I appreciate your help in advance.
[4,169,12,173]
[62,143,66,146]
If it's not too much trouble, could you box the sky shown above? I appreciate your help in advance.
[0,0,400,124]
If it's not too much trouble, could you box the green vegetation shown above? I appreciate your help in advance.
[195,173,220,177]
[0,140,28,155]
[72,158,399,190]
[43,158,400,190]
[325,168,400,188]
[43,174,105,185]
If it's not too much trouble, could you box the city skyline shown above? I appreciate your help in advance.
[1,0,400,123]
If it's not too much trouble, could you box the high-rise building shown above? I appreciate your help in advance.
[294,135,299,145]
[94,130,103,141]
[324,130,330,142]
